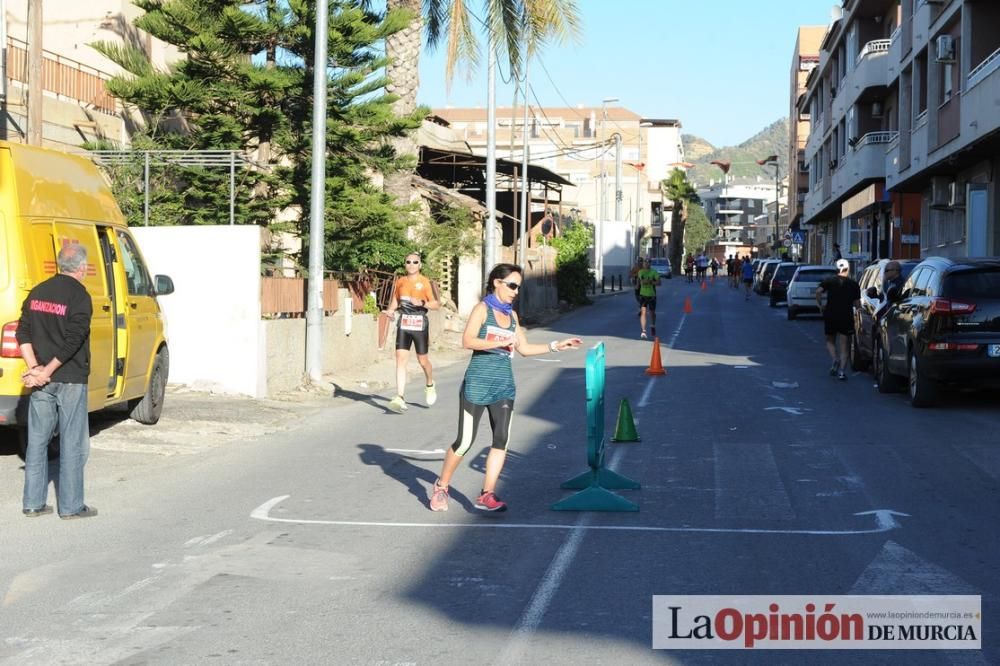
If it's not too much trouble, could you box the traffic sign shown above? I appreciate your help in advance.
[790,231,806,245]
[782,239,792,248]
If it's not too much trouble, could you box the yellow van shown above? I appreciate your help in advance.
[0,142,173,449]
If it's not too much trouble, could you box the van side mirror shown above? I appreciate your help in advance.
[154,275,175,296]
[866,286,879,300]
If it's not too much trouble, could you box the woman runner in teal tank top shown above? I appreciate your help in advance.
[428,264,582,513]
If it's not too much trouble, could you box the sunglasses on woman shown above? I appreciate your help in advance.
[502,281,521,291]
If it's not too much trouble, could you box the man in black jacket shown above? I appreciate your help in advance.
[16,243,96,519]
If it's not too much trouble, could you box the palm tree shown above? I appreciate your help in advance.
[382,0,580,203]
[661,169,700,275]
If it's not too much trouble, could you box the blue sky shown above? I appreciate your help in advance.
[417,0,838,147]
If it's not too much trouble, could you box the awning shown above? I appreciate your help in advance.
[841,183,887,219]
[419,147,574,188]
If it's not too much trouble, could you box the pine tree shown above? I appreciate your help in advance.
[92,0,423,271]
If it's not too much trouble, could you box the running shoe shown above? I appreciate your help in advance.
[838,370,847,381]
[425,383,437,406]
[829,361,839,376]
[429,481,449,511]
[475,490,507,512]
[387,395,408,413]
[640,331,648,340]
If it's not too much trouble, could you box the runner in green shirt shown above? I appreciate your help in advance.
[636,258,661,339]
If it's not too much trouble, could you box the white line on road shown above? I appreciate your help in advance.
[638,377,656,408]
[249,502,909,536]
[384,447,447,455]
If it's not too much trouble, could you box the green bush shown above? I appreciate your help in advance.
[550,222,594,306]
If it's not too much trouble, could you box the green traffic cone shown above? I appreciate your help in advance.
[611,398,640,442]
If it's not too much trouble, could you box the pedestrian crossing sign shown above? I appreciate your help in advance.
[790,231,806,245]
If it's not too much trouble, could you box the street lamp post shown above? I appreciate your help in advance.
[757,155,781,257]
[596,96,618,282]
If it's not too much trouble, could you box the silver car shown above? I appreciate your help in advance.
[786,265,838,320]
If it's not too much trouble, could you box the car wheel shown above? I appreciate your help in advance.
[787,306,797,321]
[908,350,937,408]
[129,347,169,425]
[850,335,868,372]
[874,338,902,394]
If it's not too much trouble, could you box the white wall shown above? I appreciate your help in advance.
[596,220,635,280]
[132,226,264,397]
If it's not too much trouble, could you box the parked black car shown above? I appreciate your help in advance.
[850,258,919,370]
[756,260,781,295]
[873,256,1000,407]
[768,262,799,307]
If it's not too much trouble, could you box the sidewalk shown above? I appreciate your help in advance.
[10,294,626,458]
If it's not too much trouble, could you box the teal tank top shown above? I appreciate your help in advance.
[462,306,517,404]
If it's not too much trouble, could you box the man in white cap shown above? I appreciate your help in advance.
[815,258,861,380]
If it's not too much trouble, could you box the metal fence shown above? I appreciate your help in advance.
[260,269,403,318]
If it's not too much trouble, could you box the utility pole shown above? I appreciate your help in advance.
[613,133,623,221]
[519,54,530,269]
[485,42,497,280]
[305,0,329,384]
[27,0,42,145]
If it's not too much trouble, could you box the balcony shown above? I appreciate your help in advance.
[884,136,901,190]
[845,40,891,102]
[961,46,1000,150]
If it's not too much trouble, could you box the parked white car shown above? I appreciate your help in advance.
[786,265,838,320]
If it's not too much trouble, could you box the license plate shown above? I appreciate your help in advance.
[989,344,1000,358]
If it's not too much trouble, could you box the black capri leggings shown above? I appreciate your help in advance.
[451,386,514,456]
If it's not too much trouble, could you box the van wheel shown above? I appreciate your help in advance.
[908,351,937,408]
[129,347,169,425]
[874,339,902,394]
[3,428,60,462]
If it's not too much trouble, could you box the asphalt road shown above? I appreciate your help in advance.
[1,277,997,665]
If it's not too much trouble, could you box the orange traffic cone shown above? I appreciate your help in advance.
[683,296,693,314]
[700,280,707,291]
[645,337,666,376]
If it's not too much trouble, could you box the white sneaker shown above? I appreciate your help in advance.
[425,383,437,406]
[387,395,408,413]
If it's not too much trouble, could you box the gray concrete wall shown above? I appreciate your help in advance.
[263,290,444,396]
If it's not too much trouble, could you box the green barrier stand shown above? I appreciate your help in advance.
[552,342,640,512]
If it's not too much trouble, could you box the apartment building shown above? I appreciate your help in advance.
[789,26,827,259]
[801,0,1000,267]
[700,182,781,262]
[432,106,685,246]
[2,2,180,149]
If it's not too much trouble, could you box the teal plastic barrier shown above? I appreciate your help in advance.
[552,342,640,511]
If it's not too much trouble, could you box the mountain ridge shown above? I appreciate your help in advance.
[682,118,789,188]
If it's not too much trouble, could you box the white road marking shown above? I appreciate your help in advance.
[638,377,656,408]
[384,447,447,455]
[496,447,626,666]
[249,496,908,536]
[764,406,806,415]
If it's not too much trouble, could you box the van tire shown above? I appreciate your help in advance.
[4,427,60,462]
[129,347,168,425]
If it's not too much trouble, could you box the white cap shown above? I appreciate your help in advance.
[836,258,850,272]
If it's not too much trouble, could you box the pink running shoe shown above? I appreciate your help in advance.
[475,490,507,512]
[429,481,449,512]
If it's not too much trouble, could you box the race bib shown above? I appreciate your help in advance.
[484,325,514,357]
[400,314,425,332]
